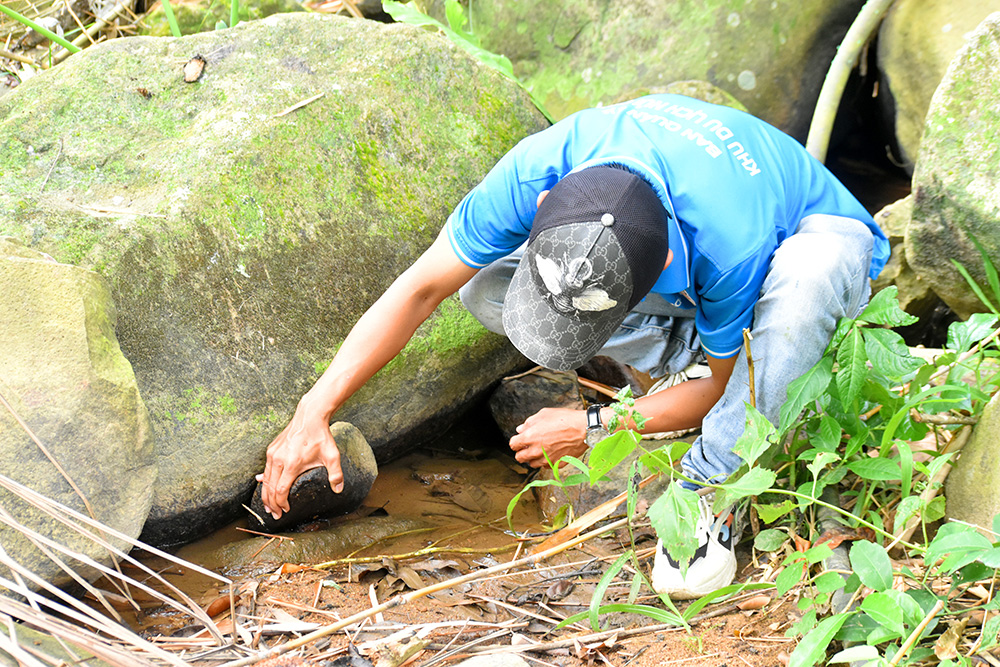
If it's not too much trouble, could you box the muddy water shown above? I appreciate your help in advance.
[127,412,540,634]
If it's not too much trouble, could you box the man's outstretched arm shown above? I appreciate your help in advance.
[509,354,737,467]
[259,230,478,518]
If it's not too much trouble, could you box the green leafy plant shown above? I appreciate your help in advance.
[507,262,1000,665]
[382,0,553,123]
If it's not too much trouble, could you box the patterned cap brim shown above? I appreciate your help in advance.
[501,223,633,371]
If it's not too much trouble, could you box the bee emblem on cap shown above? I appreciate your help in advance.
[534,254,618,314]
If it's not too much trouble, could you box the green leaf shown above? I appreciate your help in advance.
[444,0,478,44]
[828,645,880,664]
[849,540,893,592]
[558,603,685,629]
[648,485,700,568]
[947,313,999,353]
[806,451,840,479]
[779,356,833,435]
[859,286,919,327]
[587,430,639,485]
[846,457,901,481]
[812,415,842,452]
[860,591,906,638]
[788,612,853,667]
[714,467,776,508]
[864,328,924,379]
[952,258,1000,314]
[980,612,1000,649]
[732,403,777,467]
[826,316,857,354]
[755,499,797,524]
[892,495,923,534]
[589,551,629,630]
[639,440,690,474]
[776,558,804,597]
[680,582,774,621]
[836,327,867,407]
[813,571,847,594]
[754,528,787,552]
[926,528,993,573]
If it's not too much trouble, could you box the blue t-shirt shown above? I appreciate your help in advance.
[445,94,890,359]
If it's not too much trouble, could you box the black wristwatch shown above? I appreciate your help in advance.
[586,404,606,432]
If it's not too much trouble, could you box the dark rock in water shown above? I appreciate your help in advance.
[488,369,583,442]
[248,422,377,533]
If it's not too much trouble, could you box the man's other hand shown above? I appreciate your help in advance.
[257,397,343,520]
[508,406,589,468]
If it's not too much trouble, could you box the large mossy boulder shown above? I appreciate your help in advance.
[0,13,547,545]
[417,0,865,137]
[877,0,1000,170]
[0,239,155,587]
[946,392,1000,534]
[905,13,1000,320]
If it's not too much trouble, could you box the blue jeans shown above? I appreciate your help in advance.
[460,214,875,486]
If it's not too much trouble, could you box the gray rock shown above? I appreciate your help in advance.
[905,13,1000,320]
[0,239,155,588]
[946,392,1000,534]
[416,0,867,138]
[248,422,377,532]
[0,13,547,545]
[871,195,941,321]
[199,515,426,573]
[488,369,583,442]
[878,0,1000,169]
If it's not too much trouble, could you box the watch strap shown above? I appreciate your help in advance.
[586,403,605,431]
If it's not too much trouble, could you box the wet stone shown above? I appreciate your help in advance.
[248,422,377,533]
[488,368,583,442]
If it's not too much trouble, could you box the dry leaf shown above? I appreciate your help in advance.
[736,594,771,611]
[395,566,426,591]
[450,486,492,513]
[204,595,231,618]
[934,617,968,661]
[545,579,575,600]
[183,55,206,83]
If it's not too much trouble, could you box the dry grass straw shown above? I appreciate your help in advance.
[0,390,232,665]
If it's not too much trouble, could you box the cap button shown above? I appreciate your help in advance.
[601,213,615,227]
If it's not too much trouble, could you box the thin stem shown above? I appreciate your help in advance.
[805,0,897,161]
[0,4,81,53]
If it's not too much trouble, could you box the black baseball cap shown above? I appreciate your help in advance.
[502,165,670,370]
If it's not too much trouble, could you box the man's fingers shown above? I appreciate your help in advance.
[324,446,344,494]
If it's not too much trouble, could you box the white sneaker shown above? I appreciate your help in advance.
[651,493,742,599]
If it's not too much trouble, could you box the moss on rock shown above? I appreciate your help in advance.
[906,13,1000,319]
[0,13,547,545]
[416,0,865,137]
